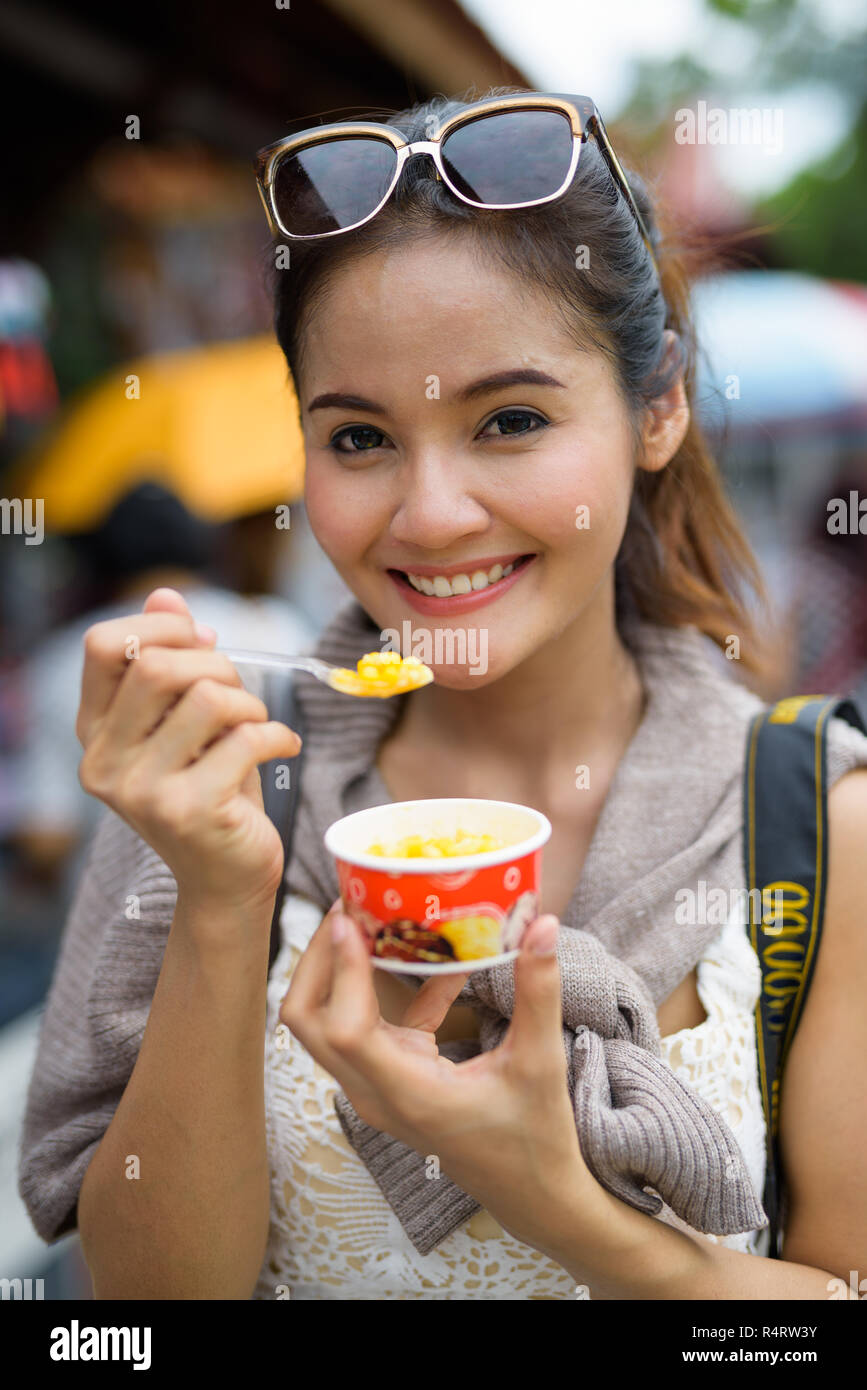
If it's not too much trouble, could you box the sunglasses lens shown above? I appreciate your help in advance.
[441,109,574,205]
[272,137,397,235]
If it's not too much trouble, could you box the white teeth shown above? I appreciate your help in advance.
[403,556,525,597]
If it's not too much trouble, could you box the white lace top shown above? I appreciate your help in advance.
[253,894,770,1300]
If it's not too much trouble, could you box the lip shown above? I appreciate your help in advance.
[388,552,527,581]
[387,553,537,615]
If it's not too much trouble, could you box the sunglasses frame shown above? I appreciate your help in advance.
[254,92,658,272]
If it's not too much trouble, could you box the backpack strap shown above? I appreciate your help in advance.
[743,692,866,1258]
[258,675,307,977]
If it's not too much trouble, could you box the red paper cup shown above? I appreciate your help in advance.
[324,798,551,973]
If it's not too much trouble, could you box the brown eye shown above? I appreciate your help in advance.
[332,425,389,453]
[478,410,548,438]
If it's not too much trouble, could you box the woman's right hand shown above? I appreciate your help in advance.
[76,586,302,916]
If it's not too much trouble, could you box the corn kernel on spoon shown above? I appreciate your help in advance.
[218,647,434,698]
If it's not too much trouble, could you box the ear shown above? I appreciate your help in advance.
[636,330,690,474]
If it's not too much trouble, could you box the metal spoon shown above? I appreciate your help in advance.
[218,648,433,698]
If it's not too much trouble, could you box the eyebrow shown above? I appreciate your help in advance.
[305,369,567,415]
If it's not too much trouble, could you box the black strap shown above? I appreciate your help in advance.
[743,692,866,1258]
[259,676,306,976]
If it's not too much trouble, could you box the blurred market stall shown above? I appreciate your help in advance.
[11,335,305,530]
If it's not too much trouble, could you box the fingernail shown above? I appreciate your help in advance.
[195,622,218,644]
[530,915,560,955]
[332,915,347,944]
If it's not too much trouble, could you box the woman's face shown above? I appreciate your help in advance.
[299,237,653,687]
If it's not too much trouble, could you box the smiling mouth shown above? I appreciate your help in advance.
[387,553,536,598]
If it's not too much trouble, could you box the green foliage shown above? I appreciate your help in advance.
[620,0,867,281]
[755,103,867,282]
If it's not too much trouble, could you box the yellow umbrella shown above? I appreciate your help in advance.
[13,335,305,530]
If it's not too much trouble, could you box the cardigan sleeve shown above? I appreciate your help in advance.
[16,739,340,1246]
[17,808,177,1244]
[827,711,867,788]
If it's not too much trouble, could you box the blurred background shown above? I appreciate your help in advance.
[1,0,865,1297]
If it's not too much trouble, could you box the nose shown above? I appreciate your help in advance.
[389,450,490,552]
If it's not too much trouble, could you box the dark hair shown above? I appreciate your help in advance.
[73,481,218,583]
[269,89,770,676]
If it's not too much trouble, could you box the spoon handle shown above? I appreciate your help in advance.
[217,648,331,682]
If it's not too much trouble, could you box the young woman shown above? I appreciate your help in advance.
[20,91,867,1300]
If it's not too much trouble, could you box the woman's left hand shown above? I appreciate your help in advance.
[279,902,600,1258]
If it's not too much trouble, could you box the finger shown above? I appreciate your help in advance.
[322,919,425,1089]
[401,969,471,1033]
[280,900,347,1024]
[284,914,452,1128]
[281,908,385,1088]
[78,611,216,743]
[186,719,302,796]
[325,911,381,1042]
[131,679,271,774]
[142,587,195,618]
[501,915,565,1072]
[141,586,219,645]
[99,647,246,747]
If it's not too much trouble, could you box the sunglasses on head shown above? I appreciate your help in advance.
[254,92,658,273]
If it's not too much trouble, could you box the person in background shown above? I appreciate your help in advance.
[784,462,867,709]
[11,480,315,888]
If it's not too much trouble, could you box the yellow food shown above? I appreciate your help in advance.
[365,829,504,858]
[437,915,502,960]
[329,650,434,698]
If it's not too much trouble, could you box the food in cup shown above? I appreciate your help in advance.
[324,799,551,972]
[365,829,504,858]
